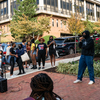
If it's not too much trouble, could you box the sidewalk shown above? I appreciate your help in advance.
[0,71,100,100]
[6,56,80,79]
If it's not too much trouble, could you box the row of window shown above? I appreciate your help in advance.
[1,25,9,32]
[52,19,67,29]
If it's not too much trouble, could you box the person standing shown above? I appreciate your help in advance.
[36,38,47,70]
[93,31,99,40]
[74,30,95,85]
[10,43,17,78]
[47,36,56,67]
[17,44,25,75]
[22,39,28,69]
[6,43,11,59]
[26,41,31,68]
[31,39,37,69]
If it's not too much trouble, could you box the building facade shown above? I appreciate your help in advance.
[0,0,100,40]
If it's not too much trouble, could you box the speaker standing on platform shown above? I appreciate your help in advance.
[74,30,95,85]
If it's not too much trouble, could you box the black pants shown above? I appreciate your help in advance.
[38,53,45,66]
[17,57,25,73]
[10,57,15,75]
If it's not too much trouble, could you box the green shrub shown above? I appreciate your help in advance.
[94,39,100,56]
[56,61,100,77]
[35,35,56,44]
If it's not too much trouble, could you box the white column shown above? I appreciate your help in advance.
[84,0,86,20]
[58,0,61,13]
[72,0,75,14]
[94,4,97,21]
[39,0,44,10]
[8,0,10,19]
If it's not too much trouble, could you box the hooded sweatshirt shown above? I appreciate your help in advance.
[79,30,94,56]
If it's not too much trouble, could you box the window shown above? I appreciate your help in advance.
[70,38,75,42]
[56,19,58,27]
[55,0,58,7]
[52,19,54,27]
[61,20,62,28]
[47,0,50,5]
[4,26,5,32]
[4,8,6,15]
[14,1,16,9]
[1,9,3,16]
[51,0,54,6]
[63,1,66,9]
[37,0,39,5]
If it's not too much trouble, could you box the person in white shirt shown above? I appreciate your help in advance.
[6,43,11,59]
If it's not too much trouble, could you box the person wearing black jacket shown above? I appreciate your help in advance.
[74,30,95,85]
[16,44,25,75]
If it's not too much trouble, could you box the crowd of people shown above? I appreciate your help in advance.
[5,36,56,78]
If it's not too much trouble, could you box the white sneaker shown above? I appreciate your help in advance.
[29,66,31,68]
[54,65,55,67]
[88,81,94,85]
[73,79,82,83]
[10,75,16,78]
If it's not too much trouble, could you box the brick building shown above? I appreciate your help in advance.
[0,0,100,41]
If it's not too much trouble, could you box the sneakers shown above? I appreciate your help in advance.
[73,79,82,83]
[29,66,31,69]
[88,81,94,85]
[38,67,41,70]
[42,67,45,69]
[10,75,16,78]
[17,73,22,75]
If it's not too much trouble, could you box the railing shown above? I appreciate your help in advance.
[0,6,99,22]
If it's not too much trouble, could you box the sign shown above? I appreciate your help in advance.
[0,31,2,35]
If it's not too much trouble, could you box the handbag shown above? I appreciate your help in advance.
[21,52,30,62]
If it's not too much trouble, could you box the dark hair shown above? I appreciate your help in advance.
[49,36,53,41]
[27,41,31,46]
[39,38,45,42]
[30,73,62,100]
[12,42,15,46]
[31,39,35,43]
[19,44,23,48]
[22,39,26,43]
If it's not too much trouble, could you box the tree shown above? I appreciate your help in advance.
[84,17,96,34]
[11,0,37,38]
[12,0,37,21]
[93,21,100,33]
[67,13,85,35]
[10,14,51,40]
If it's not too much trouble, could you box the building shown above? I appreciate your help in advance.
[0,0,100,41]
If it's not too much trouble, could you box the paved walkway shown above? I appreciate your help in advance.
[6,56,80,80]
[0,71,100,100]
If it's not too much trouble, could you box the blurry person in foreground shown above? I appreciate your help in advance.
[24,73,63,100]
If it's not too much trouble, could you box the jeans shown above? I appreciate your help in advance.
[38,53,46,66]
[77,55,95,82]
[10,57,15,75]
[17,57,25,73]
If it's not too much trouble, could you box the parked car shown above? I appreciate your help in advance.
[54,36,79,55]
